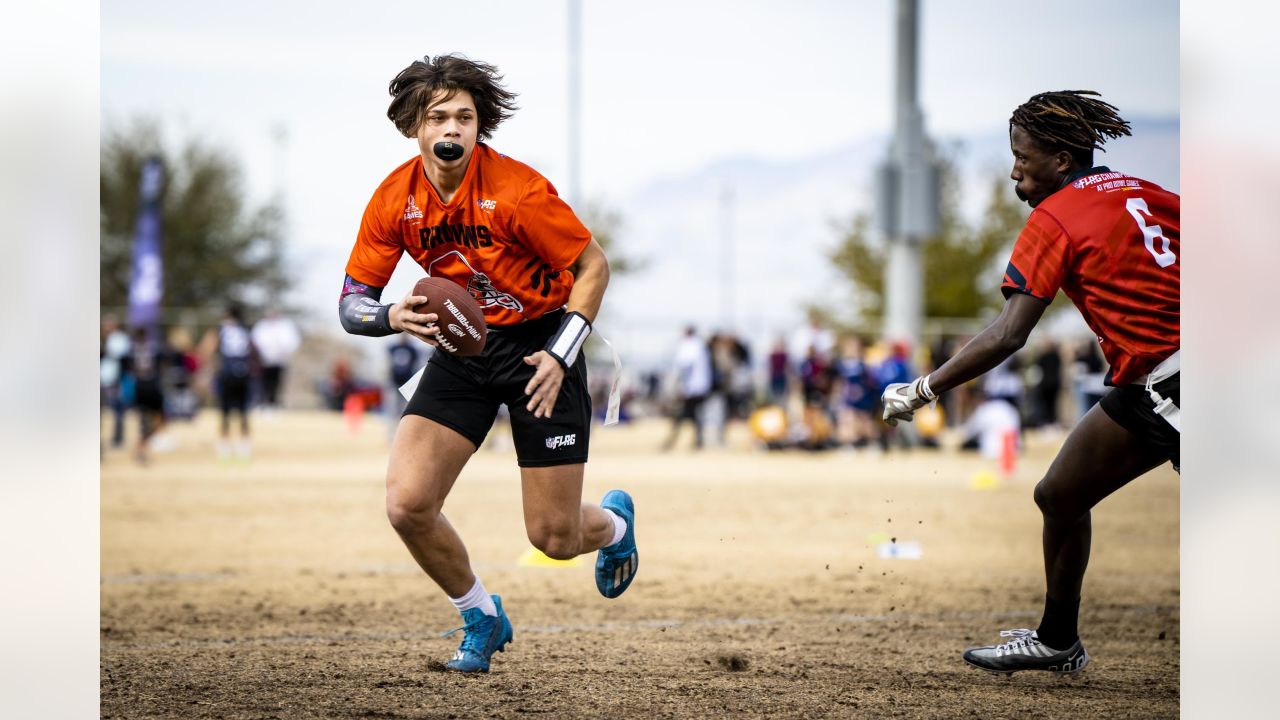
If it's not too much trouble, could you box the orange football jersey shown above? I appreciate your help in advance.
[346,143,592,327]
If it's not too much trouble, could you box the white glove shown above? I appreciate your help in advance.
[881,375,936,426]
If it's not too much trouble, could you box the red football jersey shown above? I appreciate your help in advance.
[346,143,592,327]
[1001,169,1180,385]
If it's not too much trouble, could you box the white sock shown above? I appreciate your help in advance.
[606,510,627,547]
[449,577,497,617]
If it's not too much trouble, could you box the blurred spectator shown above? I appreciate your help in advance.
[983,354,1024,414]
[1028,339,1063,428]
[122,327,167,464]
[387,335,430,439]
[1072,340,1108,419]
[705,333,730,446]
[164,327,201,421]
[798,345,835,406]
[834,336,876,448]
[960,392,1022,459]
[210,305,258,461]
[251,309,301,411]
[875,341,916,450]
[929,336,959,426]
[100,314,131,450]
[318,357,382,412]
[706,332,753,445]
[766,338,789,403]
[726,335,753,421]
[789,311,834,368]
[662,326,712,451]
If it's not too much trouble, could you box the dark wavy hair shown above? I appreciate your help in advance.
[1010,90,1131,167]
[386,54,519,141]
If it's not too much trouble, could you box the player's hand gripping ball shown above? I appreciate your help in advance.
[411,277,487,356]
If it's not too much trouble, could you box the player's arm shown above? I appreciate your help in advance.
[882,293,1046,425]
[523,237,610,418]
[930,292,1046,393]
[564,236,610,323]
[341,184,444,343]
[338,274,441,344]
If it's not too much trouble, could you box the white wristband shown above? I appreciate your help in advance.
[919,374,936,402]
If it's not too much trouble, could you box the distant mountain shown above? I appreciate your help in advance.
[600,117,1178,369]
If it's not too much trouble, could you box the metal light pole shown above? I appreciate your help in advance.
[720,182,735,331]
[878,0,939,349]
[567,0,582,208]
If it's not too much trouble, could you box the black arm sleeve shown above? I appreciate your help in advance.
[338,274,398,337]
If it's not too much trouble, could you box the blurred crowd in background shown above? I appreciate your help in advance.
[613,311,1109,458]
[103,306,1106,464]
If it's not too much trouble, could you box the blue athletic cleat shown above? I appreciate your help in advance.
[596,490,638,598]
[442,594,513,673]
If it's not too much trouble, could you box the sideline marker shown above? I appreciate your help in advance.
[517,547,581,568]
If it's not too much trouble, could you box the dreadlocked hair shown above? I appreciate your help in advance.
[1010,90,1131,166]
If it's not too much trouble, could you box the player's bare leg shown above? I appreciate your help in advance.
[384,415,478,598]
[136,410,163,464]
[1036,404,1167,606]
[521,464,638,598]
[519,464,615,559]
[964,403,1168,674]
[386,414,513,673]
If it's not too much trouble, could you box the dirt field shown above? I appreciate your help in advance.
[101,410,1179,719]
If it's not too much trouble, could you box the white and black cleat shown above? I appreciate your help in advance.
[963,628,1090,676]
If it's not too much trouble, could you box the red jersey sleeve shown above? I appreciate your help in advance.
[1001,209,1071,304]
[345,191,403,287]
[511,176,592,271]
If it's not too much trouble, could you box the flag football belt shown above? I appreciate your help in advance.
[1136,349,1180,432]
[542,311,621,426]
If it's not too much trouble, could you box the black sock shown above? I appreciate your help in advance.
[1036,594,1080,649]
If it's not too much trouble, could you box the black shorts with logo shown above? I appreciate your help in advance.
[1099,372,1180,470]
[404,308,590,467]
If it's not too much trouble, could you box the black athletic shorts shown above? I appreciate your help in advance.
[404,309,590,468]
[1100,372,1180,470]
[134,380,165,413]
[219,374,251,414]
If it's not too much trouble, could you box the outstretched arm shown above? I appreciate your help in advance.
[930,292,1047,393]
[882,293,1047,425]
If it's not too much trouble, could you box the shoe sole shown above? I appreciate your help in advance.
[963,656,1089,677]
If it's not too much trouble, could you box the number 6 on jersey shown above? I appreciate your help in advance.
[1126,197,1176,268]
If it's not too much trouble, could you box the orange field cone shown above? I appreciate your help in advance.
[343,393,363,435]
[999,428,1018,477]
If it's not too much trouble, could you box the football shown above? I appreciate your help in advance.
[411,276,488,356]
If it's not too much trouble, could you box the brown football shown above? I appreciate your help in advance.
[411,276,488,356]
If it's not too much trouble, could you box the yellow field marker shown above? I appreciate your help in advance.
[517,547,581,568]
[969,469,1000,491]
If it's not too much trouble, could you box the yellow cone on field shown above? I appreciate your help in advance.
[517,547,581,568]
[969,470,1000,491]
